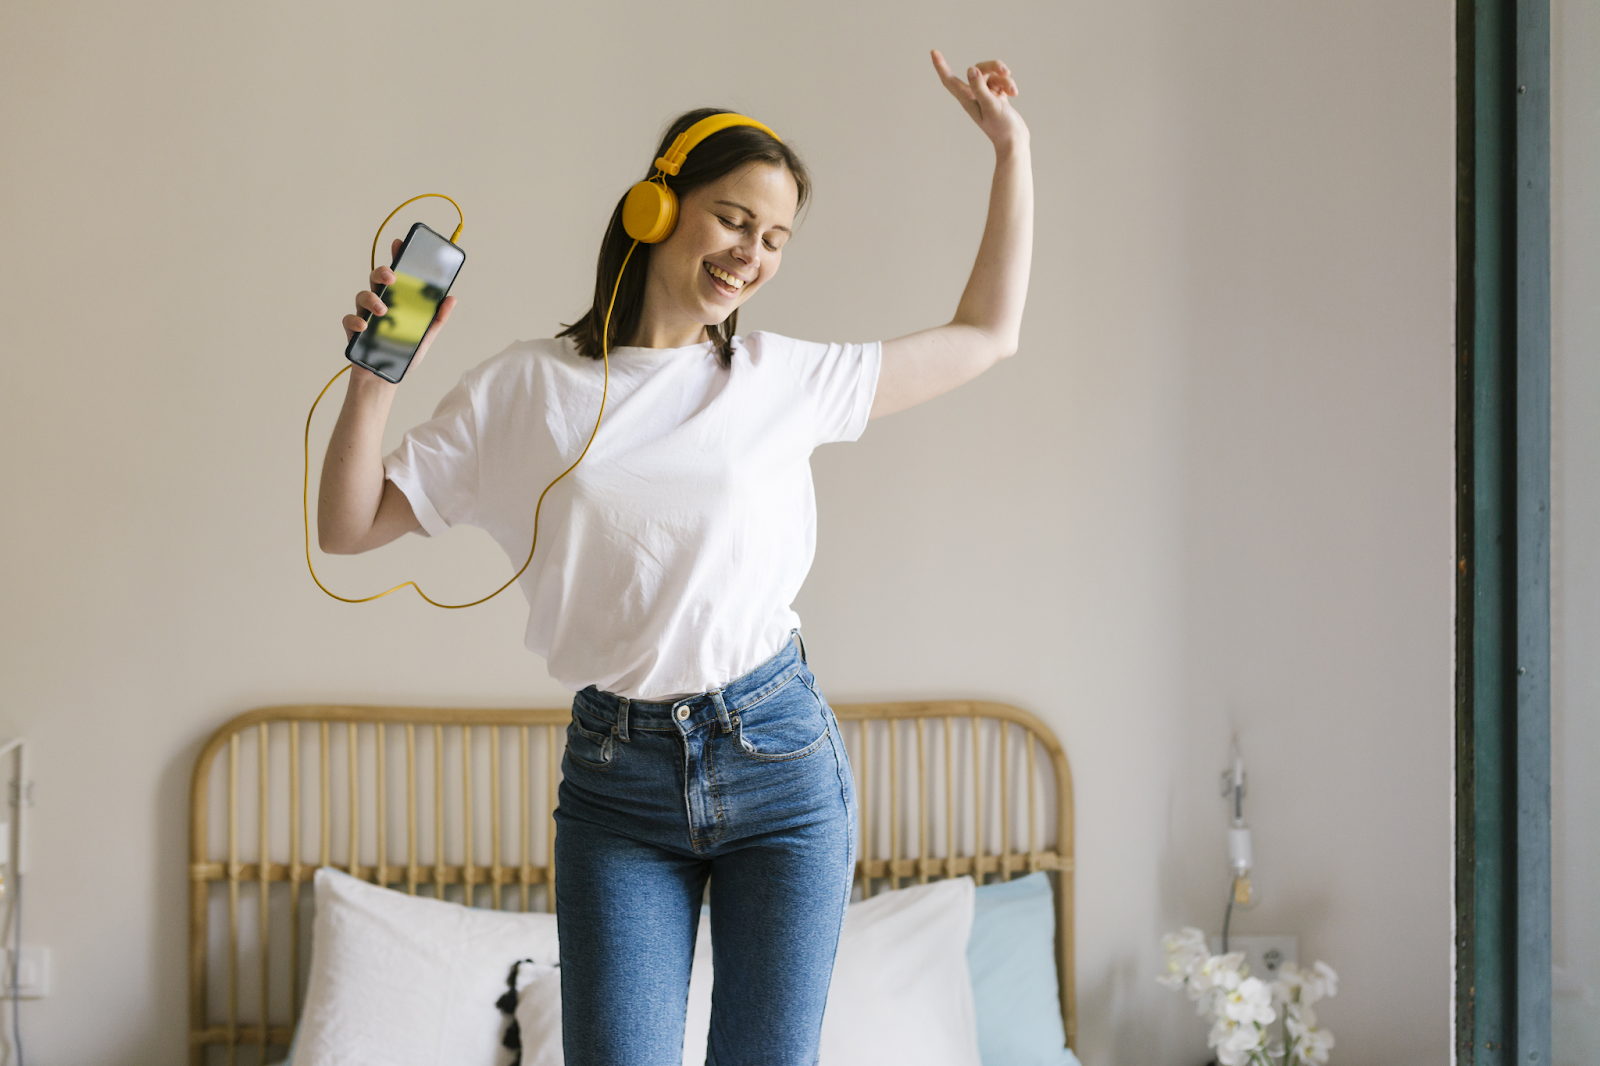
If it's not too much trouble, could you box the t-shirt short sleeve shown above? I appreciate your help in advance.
[382,376,480,538]
[756,332,882,445]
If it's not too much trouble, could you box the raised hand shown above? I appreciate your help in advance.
[930,50,1028,152]
[871,51,1034,419]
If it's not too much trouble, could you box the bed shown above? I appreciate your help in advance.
[188,700,1075,1064]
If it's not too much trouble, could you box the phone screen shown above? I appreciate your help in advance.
[346,222,466,383]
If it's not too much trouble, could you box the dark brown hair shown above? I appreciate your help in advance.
[558,108,811,369]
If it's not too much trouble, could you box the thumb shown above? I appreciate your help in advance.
[414,295,456,361]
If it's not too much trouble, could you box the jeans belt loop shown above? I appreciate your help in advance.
[616,697,630,742]
[711,689,733,735]
[792,628,808,665]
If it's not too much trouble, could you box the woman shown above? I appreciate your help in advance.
[319,49,1030,1066]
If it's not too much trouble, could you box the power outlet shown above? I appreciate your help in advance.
[1209,934,1298,980]
[0,948,50,998]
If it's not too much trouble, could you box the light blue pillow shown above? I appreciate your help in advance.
[969,872,1082,1066]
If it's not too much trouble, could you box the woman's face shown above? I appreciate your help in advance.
[645,161,800,337]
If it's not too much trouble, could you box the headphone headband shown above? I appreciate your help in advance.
[653,113,782,177]
[625,112,782,244]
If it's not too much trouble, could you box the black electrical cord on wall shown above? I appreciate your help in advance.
[1222,877,1235,947]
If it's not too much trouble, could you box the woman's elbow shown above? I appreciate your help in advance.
[970,320,1019,363]
[317,521,359,556]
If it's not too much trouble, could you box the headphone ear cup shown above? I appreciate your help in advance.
[622,181,679,243]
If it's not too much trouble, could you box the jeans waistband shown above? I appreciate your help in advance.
[574,631,810,739]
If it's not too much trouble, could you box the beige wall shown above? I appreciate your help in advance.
[0,2,1454,1062]
[1552,0,1600,1059]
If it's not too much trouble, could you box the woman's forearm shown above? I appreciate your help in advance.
[951,139,1033,355]
[317,370,400,554]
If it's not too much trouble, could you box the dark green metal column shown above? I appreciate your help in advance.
[1455,0,1551,1062]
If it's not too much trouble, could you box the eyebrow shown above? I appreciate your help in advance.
[714,200,791,234]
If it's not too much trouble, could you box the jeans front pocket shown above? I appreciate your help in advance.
[566,711,616,771]
[734,674,830,762]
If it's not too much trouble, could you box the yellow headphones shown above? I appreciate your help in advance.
[305,113,780,608]
[622,113,782,242]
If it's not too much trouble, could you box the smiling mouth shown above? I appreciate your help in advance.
[704,262,748,293]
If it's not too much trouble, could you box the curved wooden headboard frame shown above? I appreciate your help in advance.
[188,700,1075,1062]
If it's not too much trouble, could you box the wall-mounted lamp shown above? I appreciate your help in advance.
[0,740,27,906]
[1219,739,1255,949]
[0,739,30,1004]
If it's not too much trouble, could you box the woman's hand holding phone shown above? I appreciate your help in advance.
[320,236,441,555]
[341,237,458,383]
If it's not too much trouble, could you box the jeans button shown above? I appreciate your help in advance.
[675,706,690,721]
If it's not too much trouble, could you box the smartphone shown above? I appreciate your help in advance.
[345,222,466,384]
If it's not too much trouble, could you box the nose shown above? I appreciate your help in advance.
[729,234,759,272]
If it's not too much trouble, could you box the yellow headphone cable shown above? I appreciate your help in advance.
[303,193,637,608]
[303,115,776,608]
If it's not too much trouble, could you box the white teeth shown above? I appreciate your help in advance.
[706,263,745,290]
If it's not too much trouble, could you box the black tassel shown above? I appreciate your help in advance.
[497,959,537,1064]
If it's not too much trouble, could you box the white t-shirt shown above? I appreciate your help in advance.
[383,331,881,700]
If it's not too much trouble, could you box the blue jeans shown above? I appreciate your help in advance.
[554,634,857,1066]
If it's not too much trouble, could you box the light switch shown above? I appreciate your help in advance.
[1,948,50,998]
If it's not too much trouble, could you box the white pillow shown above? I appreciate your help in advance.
[813,877,981,1066]
[511,963,563,1066]
[516,877,981,1066]
[296,868,559,1066]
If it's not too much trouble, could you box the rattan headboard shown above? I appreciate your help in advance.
[188,701,1075,1064]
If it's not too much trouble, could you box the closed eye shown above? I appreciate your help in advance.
[719,214,782,252]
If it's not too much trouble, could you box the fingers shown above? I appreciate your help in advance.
[973,60,1018,97]
[967,64,998,117]
[432,295,457,329]
[931,48,976,102]
[936,51,1019,98]
[355,289,387,318]
[364,239,405,292]
[346,279,390,340]
[350,240,456,351]
[414,295,458,360]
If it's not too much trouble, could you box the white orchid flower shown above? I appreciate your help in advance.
[1209,1016,1268,1066]
[1311,961,1339,998]
[1160,930,1337,1066]
[1163,926,1209,959]
[1290,1001,1320,1031]
[1287,1013,1336,1065]
[1194,951,1248,997]
[1278,960,1340,1007]
[1223,976,1277,1026]
[1159,927,1211,990]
